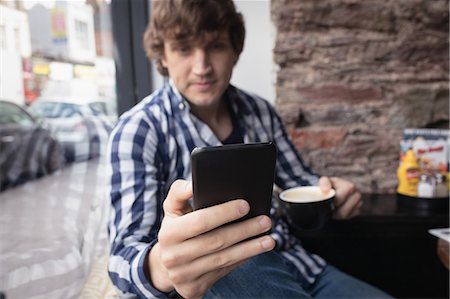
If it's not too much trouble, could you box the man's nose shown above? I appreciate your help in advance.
[192,49,212,76]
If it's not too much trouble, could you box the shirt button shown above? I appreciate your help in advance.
[178,103,185,110]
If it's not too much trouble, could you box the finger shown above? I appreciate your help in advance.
[161,215,272,268]
[161,199,250,243]
[169,235,275,286]
[318,176,332,193]
[174,260,247,299]
[189,235,275,276]
[163,180,193,217]
[333,191,361,219]
[348,199,363,218]
[339,198,362,219]
[330,177,355,208]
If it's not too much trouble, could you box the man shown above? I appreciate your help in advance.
[107,0,391,298]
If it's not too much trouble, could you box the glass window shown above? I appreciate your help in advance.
[0,25,6,49]
[13,27,20,51]
[1,1,119,297]
[74,19,89,50]
[12,0,119,159]
[29,101,83,118]
[88,101,107,115]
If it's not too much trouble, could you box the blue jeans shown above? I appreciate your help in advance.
[204,251,392,298]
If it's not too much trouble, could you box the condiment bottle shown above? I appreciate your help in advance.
[435,173,449,198]
[397,149,420,197]
[417,174,434,198]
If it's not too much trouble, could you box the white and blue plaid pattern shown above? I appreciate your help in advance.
[107,80,325,298]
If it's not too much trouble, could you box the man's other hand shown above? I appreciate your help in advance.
[319,176,362,220]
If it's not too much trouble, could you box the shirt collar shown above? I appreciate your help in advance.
[226,85,252,116]
[164,80,256,144]
[166,79,191,111]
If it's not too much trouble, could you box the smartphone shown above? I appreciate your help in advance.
[191,142,277,222]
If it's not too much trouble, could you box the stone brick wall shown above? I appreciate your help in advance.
[272,0,449,194]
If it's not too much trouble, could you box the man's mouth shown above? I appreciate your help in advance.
[191,80,216,90]
[194,80,213,85]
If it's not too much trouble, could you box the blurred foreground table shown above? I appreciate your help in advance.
[293,193,449,299]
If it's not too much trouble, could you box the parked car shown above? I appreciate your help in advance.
[0,100,65,191]
[28,97,115,163]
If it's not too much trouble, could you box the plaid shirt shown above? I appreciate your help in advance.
[107,80,326,298]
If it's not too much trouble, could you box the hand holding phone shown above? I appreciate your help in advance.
[151,179,276,298]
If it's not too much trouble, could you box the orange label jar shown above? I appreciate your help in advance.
[397,149,420,197]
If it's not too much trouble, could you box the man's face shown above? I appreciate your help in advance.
[161,30,238,108]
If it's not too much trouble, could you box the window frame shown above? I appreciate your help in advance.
[111,0,153,116]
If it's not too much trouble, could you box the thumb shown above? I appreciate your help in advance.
[318,176,333,193]
[163,179,193,217]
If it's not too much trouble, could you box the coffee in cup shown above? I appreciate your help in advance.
[279,186,335,230]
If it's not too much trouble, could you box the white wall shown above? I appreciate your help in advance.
[151,0,276,104]
[232,0,276,104]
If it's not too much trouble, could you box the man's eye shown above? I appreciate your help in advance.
[176,46,190,54]
[211,42,226,50]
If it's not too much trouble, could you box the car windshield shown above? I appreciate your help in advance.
[88,102,107,116]
[0,102,35,126]
[30,102,82,118]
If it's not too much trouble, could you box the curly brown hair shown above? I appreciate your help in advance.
[143,0,246,76]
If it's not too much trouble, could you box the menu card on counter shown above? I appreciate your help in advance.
[398,128,449,199]
[429,228,450,243]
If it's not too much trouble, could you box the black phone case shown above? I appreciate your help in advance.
[191,142,277,221]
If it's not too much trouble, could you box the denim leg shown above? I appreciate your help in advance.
[308,265,393,299]
[203,251,393,299]
[204,251,312,299]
